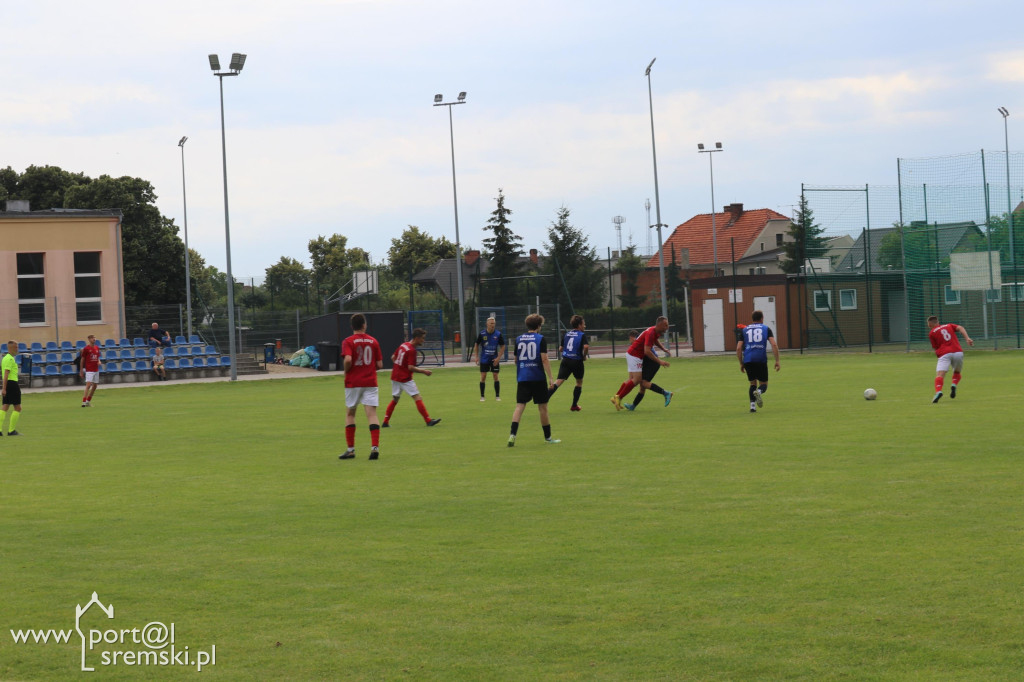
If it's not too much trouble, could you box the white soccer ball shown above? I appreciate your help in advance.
[864,388,878,401]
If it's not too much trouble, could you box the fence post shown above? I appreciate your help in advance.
[54,296,60,345]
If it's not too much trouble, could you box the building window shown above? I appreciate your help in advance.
[74,251,103,323]
[16,252,46,325]
[944,285,960,305]
[749,268,755,276]
[776,233,784,246]
[985,288,1001,304]
[1009,284,1024,302]
[813,290,832,311]
[839,289,857,310]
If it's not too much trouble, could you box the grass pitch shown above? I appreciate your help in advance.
[2,351,1023,680]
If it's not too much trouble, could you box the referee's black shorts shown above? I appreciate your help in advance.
[2,380,21,406]
[516,380,550,405]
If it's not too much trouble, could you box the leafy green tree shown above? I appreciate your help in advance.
[988,208,1024,264]
[64,175,186,307]
[308,234,372,300]
[9,165,91,210]
[543,207,605,311]
[780,195,828,274]
[265,256,311,309]
[616,246,647,308]
[387,226,456,279]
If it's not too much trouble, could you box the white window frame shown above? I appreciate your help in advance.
[985,288,1002,304]
[1008,284,1024,302]
[839,288,858,310]
[813,290,832,312]
[944,285,960,305]
[74,252,104,324]
[16,252,47,326]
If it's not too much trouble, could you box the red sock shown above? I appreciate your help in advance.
[951,372,961,385]
[617,380,635,399]
[416,400,430,422]
[370,425,380,447]
[934,377,944,393]
[345,424,356,447]
[384,400,397,422]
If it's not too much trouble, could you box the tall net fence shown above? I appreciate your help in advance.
[474,304,563,360]
[801,151,1024,350]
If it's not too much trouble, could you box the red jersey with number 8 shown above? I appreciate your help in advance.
[929,323,962,357]
[390,342,417,383]
[342,333,382,387]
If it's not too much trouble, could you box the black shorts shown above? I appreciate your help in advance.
[556,358,585,382]
[516,380,550,405]
[479,362,499,374]
[2,380,21,406]
[641,356,661,382]
[744,362,769,383]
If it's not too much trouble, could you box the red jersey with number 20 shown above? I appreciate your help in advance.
[929,323,963,357]
[342,333,382,387]
[627,326,661,359]
[390,342,417,383]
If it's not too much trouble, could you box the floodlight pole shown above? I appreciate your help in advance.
[645,58,669,321]
[698,142,724,277]
[210,53,245,381]
[178,136,193,341]
[434,93,468,362]
[999,106,1020,347]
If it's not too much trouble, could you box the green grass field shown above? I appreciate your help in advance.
[2,351,1023,680]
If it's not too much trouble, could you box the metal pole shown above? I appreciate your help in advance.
[645,59,669,321]
[178,136,193,341]
[999,108,1020,347]
[447,104,467,362]
[217,73,238,380]
[710,152,717,276]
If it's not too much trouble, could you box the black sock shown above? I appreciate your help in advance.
[648,384,666,396]
[543,424,551,439]
[749,385,757,401]
[480,382,486,397]
[510,421,520,436]
[759,384,767,394]
[572,386,582,406]
[494,381,500,398]
[633,392,645,407]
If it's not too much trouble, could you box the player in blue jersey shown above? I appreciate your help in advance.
[473,317,506,402]
[507,314,559,446]
[736,310,780,413]
[548,315,589,411]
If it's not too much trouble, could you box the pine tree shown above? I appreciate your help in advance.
[543,207,605,311]
[482,189,524,302]
[780,194,828,274]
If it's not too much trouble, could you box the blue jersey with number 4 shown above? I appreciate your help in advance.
[561,330,587,361]
[515,332,547,382]
[741,323,773,363]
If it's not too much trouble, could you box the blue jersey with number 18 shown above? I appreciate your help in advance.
[741,323,773,364]
[515,332,547,382]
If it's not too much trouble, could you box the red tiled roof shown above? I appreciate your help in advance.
[647,207,790,268]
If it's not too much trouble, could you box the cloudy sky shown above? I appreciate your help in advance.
[3,0,1022,280]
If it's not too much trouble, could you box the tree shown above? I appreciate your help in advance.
[616,246,647,308]
[308,234,371,301]
[664,244,687,303]
[64,174,186,307]
[265,256,311,309]
[387,225,456,280]
[9,164,90,211]
[481,189,525,303]
[780,195,828,274]
[543,207,605,311]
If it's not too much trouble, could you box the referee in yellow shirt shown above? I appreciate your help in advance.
[2,340,23,436]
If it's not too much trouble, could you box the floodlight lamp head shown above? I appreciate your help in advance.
[208,54,221,71]
[697,143,705,150]
[715,142,722,149]
[645,57,656,76]
[457,91,466,101]
[434,94,443,103]
[998,106,1009,118]
[178,136,188,147]
[229,53,246,72]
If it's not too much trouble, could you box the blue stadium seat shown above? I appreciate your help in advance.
[220,356,231,367]
[165,358,178,370]
[60,341,74,351]
[119,338,131,348]
[206,357,220,368]
[61,364,76,376]
[30,342,44,352]
[164,347,177,357]
[178,358,192,369]
[32,365,45,377]
[134,348,148,359]
[31,353,44,365]
[205,345,217,355]
[60,352,74,363]
[45,365,59,377]
[45,352,59,365]
[175,335,187,345]
[191,345,205,356]
[18,343,28,353]
[120,362,134,372]
[120,349,133,360]
[103,349,118,362]
[134,360,149,372]
[45,341,59,352]
[189,335,201,344]
[133,337,146,347]
[193,357,206,368]
[105,339,119,349]
[105,362,121,373]
[76,340,87,350]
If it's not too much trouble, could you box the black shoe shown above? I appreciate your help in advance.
[381,422,390,428]
[8,430,19,436]
[932,392,943,404]
[339,448,355,460]
[369,447,379,460]
[950,385,957,399]
[426,418,441,427]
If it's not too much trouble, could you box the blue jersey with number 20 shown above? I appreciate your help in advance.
[741,323,773,363]
[515,332,547,382]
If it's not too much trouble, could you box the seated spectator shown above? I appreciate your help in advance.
[148,322,171,348]
[152,346,168,381]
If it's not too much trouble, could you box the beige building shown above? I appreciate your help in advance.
[1,200,126,346]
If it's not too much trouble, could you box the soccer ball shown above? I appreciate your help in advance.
[864,388,878,401]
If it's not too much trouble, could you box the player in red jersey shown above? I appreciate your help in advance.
[79,335,102,407]
[611,316,672,411]
[340,314,384,460]
[381,328,441,429]
[927,315,973,403]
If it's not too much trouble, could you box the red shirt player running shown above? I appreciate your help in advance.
[80,335,102,407]
[381,328,441,429]
[340,313,384,460]
[611,316,672,411]
[927,315,973,404]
